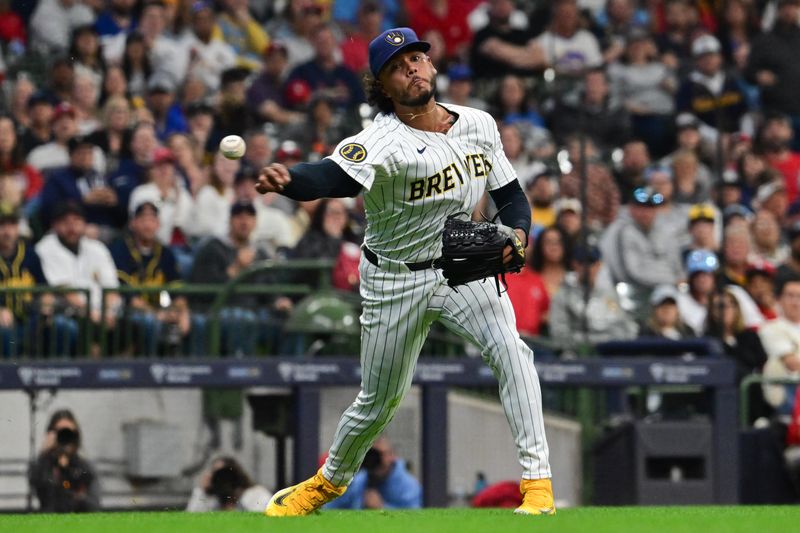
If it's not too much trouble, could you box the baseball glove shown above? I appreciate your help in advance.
[433,214,526,293]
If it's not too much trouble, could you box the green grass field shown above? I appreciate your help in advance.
[3,507,800,533]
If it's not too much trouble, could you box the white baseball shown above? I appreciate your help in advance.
[219,135,246,160]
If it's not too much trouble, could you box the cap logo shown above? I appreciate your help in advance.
[340,143,367,163]
[385,31,405,46]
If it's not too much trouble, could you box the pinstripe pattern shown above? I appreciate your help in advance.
[322,105,551,487]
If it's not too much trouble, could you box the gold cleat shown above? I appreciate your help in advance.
[265,468,347,517]
[514,478,556,516]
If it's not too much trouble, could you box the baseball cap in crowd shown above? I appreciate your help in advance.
[147,72,176,93]
[572,243,602,264]
[67,135,95,153]
[230,200,257,217]
[264,40,288,58]
[369,27,431,77]
[448,64,472,82]
[688,203,716,224]
[720,168,744,188]
[27,91,54,109]
[686,249,719,274]
[755,180,786,206]
[692,34,721,57]
[675,112,701,131]
[650,284,679,307]
[284,78,312,107]
[746,258,777,280]
[132,200,159,218]
[631,186,665,207]
[554,197,582,216]
[52,102,76,122]
[52,200,85,221]
[0,202,20,223]
[152,147,174,166]
[722,203,754,223]
[275,140,303,163]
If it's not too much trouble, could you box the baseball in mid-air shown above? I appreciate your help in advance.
[219,135,246,159]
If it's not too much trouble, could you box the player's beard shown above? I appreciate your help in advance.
[396,77,437,108]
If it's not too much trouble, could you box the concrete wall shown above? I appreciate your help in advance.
[0,386,581,510]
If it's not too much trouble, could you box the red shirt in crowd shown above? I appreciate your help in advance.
[766,151,800,205]
[406,0,479,59]
[504,266,550,337]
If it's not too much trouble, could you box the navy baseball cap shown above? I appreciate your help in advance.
[369,27,430,77]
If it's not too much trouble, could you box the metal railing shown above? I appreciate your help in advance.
[739,373,800,426]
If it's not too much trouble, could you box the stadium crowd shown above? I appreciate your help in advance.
[1,0,800,417]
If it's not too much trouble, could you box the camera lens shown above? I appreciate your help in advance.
[56,427,79,446]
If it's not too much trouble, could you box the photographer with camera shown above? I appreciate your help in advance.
[186,457,272,512]
[325,436,422,510]
[28,409,100,512]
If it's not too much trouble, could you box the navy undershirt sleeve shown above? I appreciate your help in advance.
[488,180,531,245]
[282,159,362,200]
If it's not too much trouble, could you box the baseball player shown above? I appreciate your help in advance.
[258,28,553,516]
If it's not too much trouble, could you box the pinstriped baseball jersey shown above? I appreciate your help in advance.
[328,103,517,263]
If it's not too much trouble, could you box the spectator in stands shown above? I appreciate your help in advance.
[720,223,752,287]
[671,149,711,204]
[0,203,52,357]
[683,203,719,259]
[239,130,272,175]
[110,201,189,356]
[549,243,638,349]
[440,64,487,111]
[498,123,544,183]
[39,135,121,241]
[283,94,355,160]
[654,0,697,76]
[758,274,800,414]
[27,102,107,176]
[216,67,257,137]
[110,121,158,218]
[186,2,237,93]
[716,169,745,210]
[526,170,558,237]
[469,0,541,80]
[753,177,789,226]
[339,1,383,75]
[559,136,620,232]
[745,259,779,322]
[167,132,207,195]
[94,0,138,37]
[247,41,303,126]
[491,74,546,134]
[602,187,684,311]
[615,139,651,204]
[100,65,128,106]
[554,197,583,243]
[186,456,272,512]
[639,284,694,339]
[188,152,238,240]
[535,0,602,76]
[407,0,474,61]
[0,116,43,208]
[19,92,55,155]
[661,113,715,175]
[776,222,800,290]
[736,150,766,206]
[133,1,189,85]
[676,34,748,138]
[607,28,676,158]
[325,436,422,510]
[189,200,281,356]
[266,0,325,70]
[146,72,188,142]
[69,25,105,89]
[746,0,800,146]
[8,78,35,132]
[128,147,193,246]
[530,226,570,305]
[716,0,760,72]
[233,167,295,258]
[217,0,270,73]
[43,55,76,105]
[283,24,365,111]
[706,287,769,389]
[88,96,132,174]
[29,409,100,512]
[595,0,650,64]
[549,68,630,153]
[29,0,94,55]
[120,32,152,98]
[756,114,800,205]
[505,233,551,337]
[677,249,719,336]
[751,210,788,264]
[644,166,689,249]
[35,201,121,331]
[72,73,102,136]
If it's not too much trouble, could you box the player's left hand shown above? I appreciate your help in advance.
[503,229,527,265]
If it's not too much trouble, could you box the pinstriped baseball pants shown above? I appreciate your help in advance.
[322,257,551,487]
